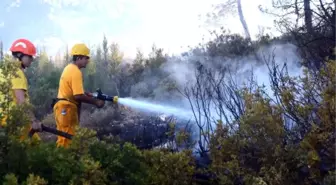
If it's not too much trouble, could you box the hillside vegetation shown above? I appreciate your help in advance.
[0,0,335,184]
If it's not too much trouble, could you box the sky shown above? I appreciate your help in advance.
[0,0,279,59]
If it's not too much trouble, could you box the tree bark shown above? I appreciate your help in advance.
[237,0,251,39]
[0,41,3,61]
[303,0,313,33]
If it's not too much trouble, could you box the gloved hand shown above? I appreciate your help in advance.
[95,100,105,108]
[85,91,93,97]
[32,120,43,132]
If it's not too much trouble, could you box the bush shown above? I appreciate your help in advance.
[0,129,198,185]
[143,149,195,185]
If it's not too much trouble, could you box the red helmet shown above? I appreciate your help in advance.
[10,38,37,56]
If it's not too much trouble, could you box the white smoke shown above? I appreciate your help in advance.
[163,42,303,104]
[150,42,303,151]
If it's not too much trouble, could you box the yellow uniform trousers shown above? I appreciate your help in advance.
[53,100,79,148]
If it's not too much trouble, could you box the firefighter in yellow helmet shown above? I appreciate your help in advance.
[52,43,105,148]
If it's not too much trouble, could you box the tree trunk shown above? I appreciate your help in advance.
[237,0,251,39]
[0,41,3,61]
[303,0,313,33]
[332,11,335,37]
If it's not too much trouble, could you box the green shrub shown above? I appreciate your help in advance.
[143,149,195,185]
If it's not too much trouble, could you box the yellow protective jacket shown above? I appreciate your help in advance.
[53,63,84,148]
[0,61,40,141]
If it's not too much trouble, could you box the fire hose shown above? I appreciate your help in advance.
[28,89,119,139]
[28,123,122,140]
[28,124,73,139]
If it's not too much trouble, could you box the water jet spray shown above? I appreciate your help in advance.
[93,88,194,120]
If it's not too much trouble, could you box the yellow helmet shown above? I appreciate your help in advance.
[71,43,90,57]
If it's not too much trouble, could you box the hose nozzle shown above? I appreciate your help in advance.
[113,96,118,104]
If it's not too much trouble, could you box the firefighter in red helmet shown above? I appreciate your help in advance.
[0,38,42,141]
[10,38,37,68]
